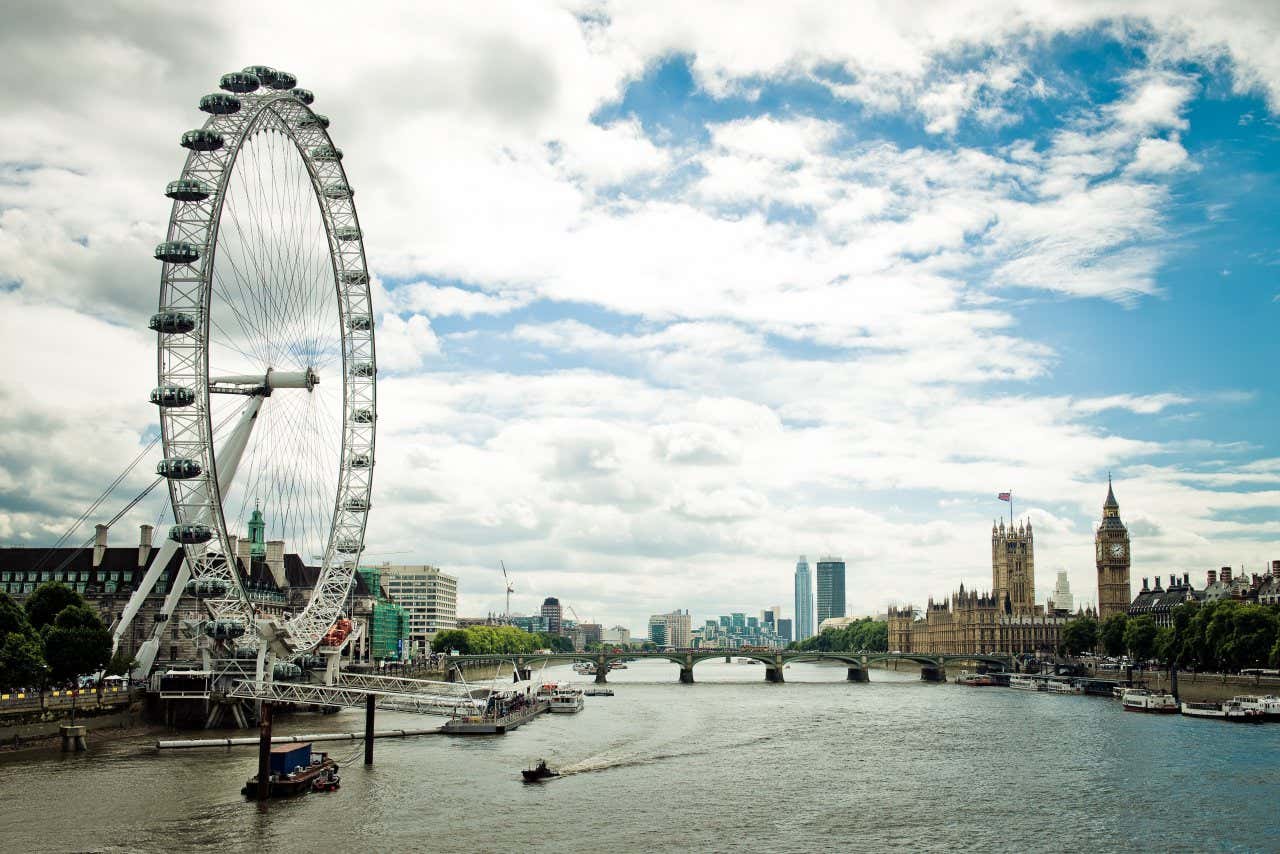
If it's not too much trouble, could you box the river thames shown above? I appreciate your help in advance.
[2,660,1278,852]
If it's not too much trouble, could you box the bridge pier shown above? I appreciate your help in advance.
[920,666,946,682]
[725,655,731,663]
[594,667,608,684]
[679,667,695,684]
[846,668,869,682]
[764,666,784,683]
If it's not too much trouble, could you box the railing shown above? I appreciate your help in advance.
[226,679,485,717]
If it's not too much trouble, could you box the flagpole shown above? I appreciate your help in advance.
[1010,490,1014,528]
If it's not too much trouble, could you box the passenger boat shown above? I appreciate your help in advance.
[1230,695,1280,720]
[1044,679,1082,694]
[538,681,585,713]
[1121,688,1178,713]
[1009,675,1044,692]
[955,671,996,687]
[1181,700,1264,722]
[522,759,559,783]
[584,687,614,696]
[241,743,338,798]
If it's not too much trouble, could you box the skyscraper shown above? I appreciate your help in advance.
[540,596,563,635]
[1052,571,1073,612]
[815,556,846,627]
[794,556,814,641]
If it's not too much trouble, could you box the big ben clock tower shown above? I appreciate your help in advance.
[1095,477,1132,618]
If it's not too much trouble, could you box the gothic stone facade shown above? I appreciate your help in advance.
[887,518,1067,656]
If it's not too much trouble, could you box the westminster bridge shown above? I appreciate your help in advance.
[442,650,1014,684]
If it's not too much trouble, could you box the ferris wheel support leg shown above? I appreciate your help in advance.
[123,398,266,680]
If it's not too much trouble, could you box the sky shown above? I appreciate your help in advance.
[0,1,1278,635]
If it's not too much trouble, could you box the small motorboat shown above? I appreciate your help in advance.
[522,759,560,783]
[312,769,341,792]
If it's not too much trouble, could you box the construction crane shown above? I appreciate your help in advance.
[500,560,514,617]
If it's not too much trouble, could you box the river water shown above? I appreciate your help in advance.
[2,660,1278,853]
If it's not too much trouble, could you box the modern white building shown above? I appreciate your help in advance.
[379,564,458,652]
[794,556,814,641]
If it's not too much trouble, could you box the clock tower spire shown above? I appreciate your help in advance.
[1095,476,1131,618]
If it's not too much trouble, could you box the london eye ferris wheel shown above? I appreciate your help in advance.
[150,65,375,671]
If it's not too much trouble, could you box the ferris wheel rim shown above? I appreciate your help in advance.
[152,67,376,657]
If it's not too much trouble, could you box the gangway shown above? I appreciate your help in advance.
[226,678,484,718]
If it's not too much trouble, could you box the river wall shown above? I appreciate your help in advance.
[1127,670,1280,703]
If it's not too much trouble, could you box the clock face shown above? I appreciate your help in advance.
[1109,543,1125,558]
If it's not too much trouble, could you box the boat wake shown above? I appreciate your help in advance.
[556,733,776,777]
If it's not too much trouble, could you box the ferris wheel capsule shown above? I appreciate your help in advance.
[322,184,352,200]
[334,226,361,241]
[220,71,260,93]
[156,457,202,479]
[169,523,214,545]
[242,65,275,82]
[351,408,375,424]
[165,179,211,202]
[268,70,297,90]
[199,93,241,115]
[154,241,199,264]
[297,113,330,130]
[350,362,375,378]
[340,271,368,285]
[181,129,224,151]
[150,386,195,407]
[291,88,315,105]
[149,310,197,334]
[310,145,342,161]
[346,315,373,332]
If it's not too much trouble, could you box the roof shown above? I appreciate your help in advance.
[1129,584,1200,614]
[1104,477,1119,510]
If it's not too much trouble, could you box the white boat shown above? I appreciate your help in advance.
[1181,700,1264,722]
[1045,679,1083,694]
[1009,675,1044,692]
[1229,695,1279,720]
[1256,695,1280,721]
[584,687,613,697]
[538,681,585,714]
[1121,688,1178,713]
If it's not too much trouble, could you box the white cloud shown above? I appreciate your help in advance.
[377,314,442,372]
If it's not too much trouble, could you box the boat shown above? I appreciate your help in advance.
[1256,695,1280,721]
[1009,675,1044,692]
[522,759,559,783]
[584,687,614,696]
[1121,688,1178,713]
[241,743,338,798]
[955,671,996,687]
[312,772,341,792]
[1045,679,1083,694]
[610,663,627,670]
[1181,700,1264,722]
[1229,695,1280,720]
[548,685,584,714]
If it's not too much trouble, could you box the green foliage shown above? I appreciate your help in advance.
[42,604,110,684]
[1123,615,1159,661]
[24,582,85,630]
[789,618,888,653]
[431,625,573,656]
[1060,617,1099,655]
[0,591,45,691]
[1154,600,1279,672]
[1100,613,1129,658]
[0,631,46,692]
[105,650,136,677]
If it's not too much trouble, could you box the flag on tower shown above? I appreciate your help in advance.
[997,492,1011,502]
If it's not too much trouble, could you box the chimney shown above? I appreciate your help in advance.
[1272,560,1280,579]
[138,524,153,567]
[1207,569,1217,585]
[1221,566,1232,583]
[1183,572,1190,587]
[1142,577,1149,591]
[1154,576,1162,591]
[93,523,108,568]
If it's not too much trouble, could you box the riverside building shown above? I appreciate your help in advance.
[648,610,692,648]
[887,517,1071,656]
[379,564,458,653]
[794,556,814,641]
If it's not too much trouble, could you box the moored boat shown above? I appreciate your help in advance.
[1181,700,1264,722]
[538,681,585,713]
[241,743,338,798]
[1045,679,1083,694]
[1122,688,1178,713]
[955,671,996,687]
[584,687,614,696]
[1009,675,1044,692]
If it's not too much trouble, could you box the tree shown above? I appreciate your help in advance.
[0,631,45,692]
[42,605,111,685]
[24,582,85,630]
[1060,617,1099,656]
[1154,626,1177,664]
[0,592,45,692]
[1123,615,1158,662]
[1100,613,1129,658]
[105,650,136,677]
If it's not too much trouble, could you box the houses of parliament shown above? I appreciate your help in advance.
[887,481,1131,656]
